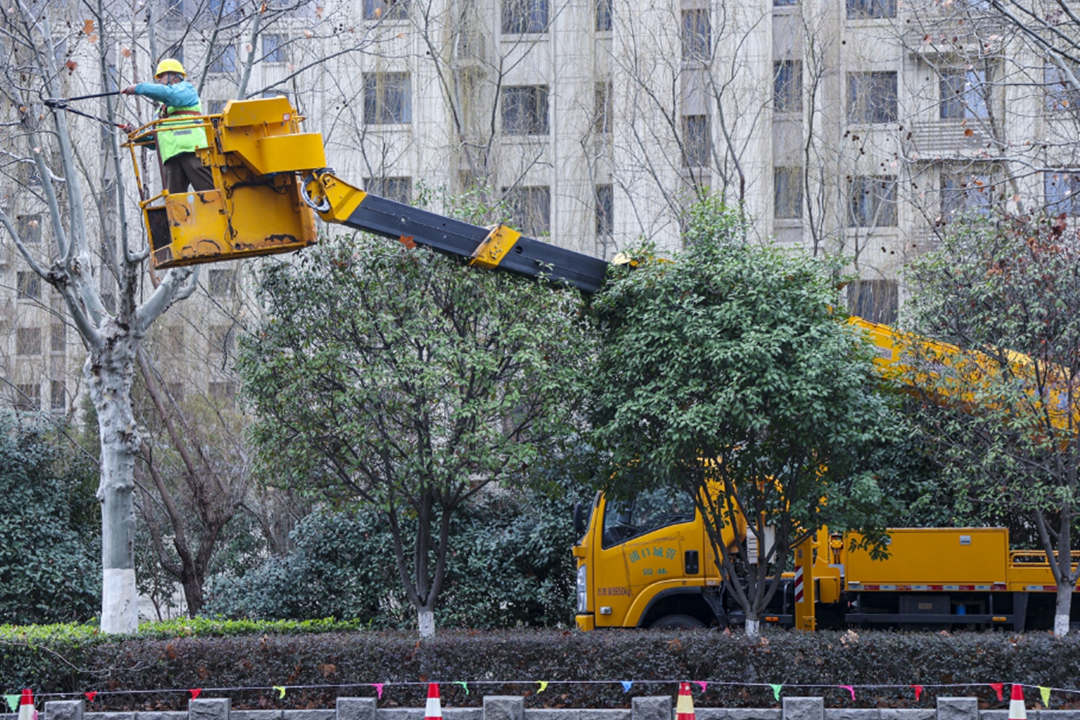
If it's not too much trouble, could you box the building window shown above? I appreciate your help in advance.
[163,1,185,28]
[14,384,40,412]
[207,269,236,297]
[364,176,413,204]
[1045,170,1080,216]
[681,9,710,63]
[774,0,798,5]
[1045,62,1080,112]
[209,381,236,401]
[16,327,41,356]
[941,172,994,220]
[16,271,40,301]
[594,81,612,135]
[262,33,287,62]
[502,85,549,135]
[774,167,803,219]
[682,114,710,167]
[364,72,412,125]
[164,42,184,63]
[50,323,66,353]
[50,380,65,412]
[503,186,551,237]
[940,68,989,120]
[209,324,234,356]
[208,43,237,74]
[847,279,898,324]
[847,71,897,124]
[848,175,897,227]
[16,214,41,244]
[847,0,895,19]
[774,60,802,113]
[167,382,185,403]
[502,0,548,33]
[595,184,614,238]
[364,0,409,19]
[596,0,612,31]
[208,0,241,17]
[165,325,186,355]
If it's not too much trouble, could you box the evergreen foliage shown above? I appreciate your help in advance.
[584,199,902,629]
[0,411,100,623]
[236,232,595,633]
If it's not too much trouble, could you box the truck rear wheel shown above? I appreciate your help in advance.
[649,614,705,629]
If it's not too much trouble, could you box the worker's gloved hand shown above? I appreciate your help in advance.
[120,123,135,133]
[121,86,136,95]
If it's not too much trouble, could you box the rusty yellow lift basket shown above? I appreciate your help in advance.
[125,96,326,270]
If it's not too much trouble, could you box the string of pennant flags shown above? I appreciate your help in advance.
[5,679,1080,710]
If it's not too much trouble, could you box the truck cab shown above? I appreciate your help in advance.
[573,487,743,629]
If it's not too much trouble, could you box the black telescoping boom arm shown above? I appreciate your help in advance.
[303,171,610,295]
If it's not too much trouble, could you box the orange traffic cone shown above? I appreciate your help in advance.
[17,690,36,720]
[1009,684,1027,720]
[676,682,695,720]
[425,683,442,720]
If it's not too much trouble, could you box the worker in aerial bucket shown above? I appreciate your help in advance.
[122,58,214,194]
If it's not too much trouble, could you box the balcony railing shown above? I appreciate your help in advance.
[901,4,1007,57]
[907,119,1001,159]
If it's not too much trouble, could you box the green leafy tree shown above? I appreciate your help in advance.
[585,200,899,636]
[236,233,594,637]
[0,411,100,624]
[903,211,1080,637]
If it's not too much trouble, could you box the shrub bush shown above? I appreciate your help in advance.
[0,412,99,624]
[2,626,1079,711]
[204,483,588,629]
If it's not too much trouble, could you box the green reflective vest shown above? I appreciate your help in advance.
[157,103,208,164]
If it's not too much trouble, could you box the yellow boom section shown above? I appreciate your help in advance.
[849,316,1077,435]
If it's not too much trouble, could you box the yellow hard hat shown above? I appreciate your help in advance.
[154,58,185,78]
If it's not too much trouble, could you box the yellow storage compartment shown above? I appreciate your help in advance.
[845,528,1009,587]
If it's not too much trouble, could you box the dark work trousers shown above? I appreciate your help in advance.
[164,152,214,193]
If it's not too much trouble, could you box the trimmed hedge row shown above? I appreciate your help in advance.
[2,628,1077,711]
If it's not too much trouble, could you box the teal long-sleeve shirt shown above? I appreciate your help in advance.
[132,80,202,109]
[132,80,206,162]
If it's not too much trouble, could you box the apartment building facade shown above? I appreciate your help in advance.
[1,0,1074,412]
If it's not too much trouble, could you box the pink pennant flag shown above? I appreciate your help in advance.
[84,692,97,703]
[912,685,923,702]
[990,683,1004,701]
[840,685,855,701]
[695,682,707,693]
[373,683,384,699]
[189,689,202,700]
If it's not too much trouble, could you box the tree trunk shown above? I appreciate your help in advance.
[417,606,436,638]
[745,617,760,637]
[181,568,203,617]
[1055,584,1072,637]
[88,331,141,634]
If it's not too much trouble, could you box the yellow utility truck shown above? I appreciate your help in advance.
[125,97,1079,633]
[572,500,1077,631]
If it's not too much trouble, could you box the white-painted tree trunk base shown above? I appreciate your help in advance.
[418,608,436,638]
[745,619,760,637]
[101,568,139,634]
[1055,612,1070,637]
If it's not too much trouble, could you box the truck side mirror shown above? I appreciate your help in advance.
[573,502,589,537]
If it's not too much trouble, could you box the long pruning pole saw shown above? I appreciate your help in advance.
[43,91,132,131]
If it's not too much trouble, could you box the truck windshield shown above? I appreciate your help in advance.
[602,487,696,548]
